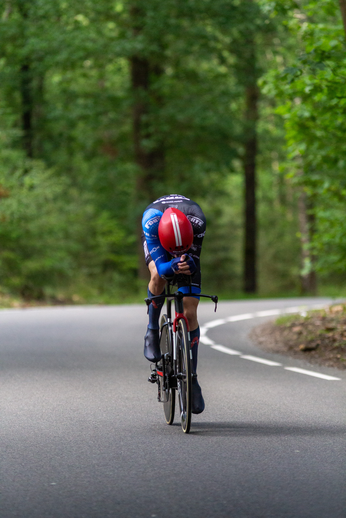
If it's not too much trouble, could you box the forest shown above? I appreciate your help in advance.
[0,0,346,304]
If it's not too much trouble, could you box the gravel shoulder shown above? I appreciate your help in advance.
[250,303,346,370]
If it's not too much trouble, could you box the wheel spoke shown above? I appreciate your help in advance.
[159,314,175,425]
[176,320,192,433]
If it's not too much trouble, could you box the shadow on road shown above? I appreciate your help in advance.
[188,421,346,437]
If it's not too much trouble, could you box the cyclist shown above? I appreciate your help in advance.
[141,194,206,414]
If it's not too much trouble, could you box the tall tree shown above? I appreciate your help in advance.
[261,0,346,282]
[243,38,259,294]
[130,6,165,203]
[297,181,317,294]
[17,0,34,159]
[339,0,346,35]
[236,0,261,294]
[129,4,166,278]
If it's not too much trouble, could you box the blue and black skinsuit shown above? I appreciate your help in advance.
[142,194,206,391]
[141,194,206,295]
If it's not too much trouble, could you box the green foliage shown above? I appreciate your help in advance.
[261,0,346,276]
[1,0,344,303]
[0,155,134,298]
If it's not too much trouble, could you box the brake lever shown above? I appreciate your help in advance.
[212,295,218,312]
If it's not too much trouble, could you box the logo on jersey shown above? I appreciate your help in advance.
[154,254,165,263]
[153,195,190,204]
[145,216,161,230]
[187,216,204,229]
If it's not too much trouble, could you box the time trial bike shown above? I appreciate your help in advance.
[146,278,218,434]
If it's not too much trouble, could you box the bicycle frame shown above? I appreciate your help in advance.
[146,277,218,432]
[146,278,218,396]
[151,286,187,398]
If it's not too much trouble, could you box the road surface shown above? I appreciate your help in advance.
[1,297,345,517]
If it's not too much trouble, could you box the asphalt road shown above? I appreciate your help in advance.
[1,297,345,518]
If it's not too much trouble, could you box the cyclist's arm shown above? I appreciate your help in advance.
[142,208,175,277]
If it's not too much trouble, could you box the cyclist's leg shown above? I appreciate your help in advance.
[183,296,199,331]
[179,287,205,415]
[142,232,166,362]
[144,261,166,362]
[147,260,166,330]
[179,287,200,373]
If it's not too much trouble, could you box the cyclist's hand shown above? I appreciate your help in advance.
[171,254,196,275]
[171,257,183,273]
[183,254,197,274]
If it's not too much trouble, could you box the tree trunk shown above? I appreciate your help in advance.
[17,0,34,160]
[130,57,165,202]
[130,6,165,280]
[20,62,34,159]
[242,27,259,294]
[33,74,45,158]
[339,0,346,36]
[298,189,317,295]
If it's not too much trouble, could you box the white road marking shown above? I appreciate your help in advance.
[199,335,216,346]
[211,345,241,355]
[283,306,303,313]
[202,304,343,381]
[284,367,341,381]
[227,313,254,322]
[241,355,282,366]
[204,319,227,328]
[255,309,282,317]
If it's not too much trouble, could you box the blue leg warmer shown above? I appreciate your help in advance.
[190,326,200,375]
[148,287,165,330]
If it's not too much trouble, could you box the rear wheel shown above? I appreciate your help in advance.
[176,318,192,433]
[159,314,175,425]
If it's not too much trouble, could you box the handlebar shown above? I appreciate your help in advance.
[145,291,218,312]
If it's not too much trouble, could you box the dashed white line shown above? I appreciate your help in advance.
[211,345,241,355]
[241,355,282,367]
[255,309,282,317]
[227,313,254,322]
[284,306,302,313]
[200,335,217,346]
[204,319,227,328]
[284,367,340,381]
[202,304,342,381]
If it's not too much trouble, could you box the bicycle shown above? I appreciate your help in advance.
[146,277,218,434]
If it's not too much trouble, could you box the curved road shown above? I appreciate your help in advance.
[1,298,345,518]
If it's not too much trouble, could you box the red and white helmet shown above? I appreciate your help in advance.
[158,207,193,255]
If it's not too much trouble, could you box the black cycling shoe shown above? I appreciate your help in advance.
[191,375,205,414]
[144,328,161,363]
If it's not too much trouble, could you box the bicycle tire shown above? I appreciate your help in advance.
[176,318,192,433]
[159,314,175,425]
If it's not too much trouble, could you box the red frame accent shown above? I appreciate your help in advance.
[173,313,189,333]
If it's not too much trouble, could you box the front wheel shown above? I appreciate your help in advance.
[176,318,192,433]
[159,314,175,425]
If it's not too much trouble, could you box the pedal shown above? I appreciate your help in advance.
[148,370,158,384]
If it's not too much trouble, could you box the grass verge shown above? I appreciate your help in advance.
[251,303,346,370]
